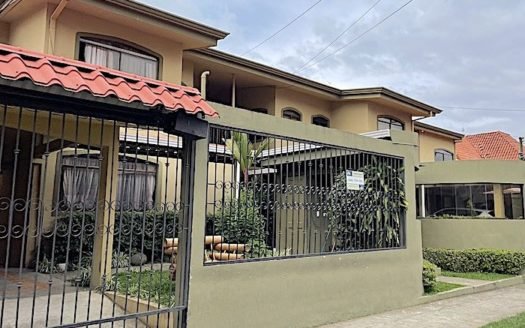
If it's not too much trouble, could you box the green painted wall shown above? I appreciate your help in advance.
[185,103,423,328]
[416,160,525,185]
[421,219,525,250]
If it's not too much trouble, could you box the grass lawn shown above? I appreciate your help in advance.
[482,311,525,327]
[110,270,175,307]
[425,281,464,295]
[442,271,516,281]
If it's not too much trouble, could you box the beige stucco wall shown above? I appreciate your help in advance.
[181,60,194,87]
[275,88,332,124]
[330,102,369,133]
[416,160,525,185]
[52,7,183,83]
[186,102,423,328]
[0,22,9,43]
[418,132,456,163]
[7,4,48,51]
[421,219,525,250]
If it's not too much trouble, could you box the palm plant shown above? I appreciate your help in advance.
[225,131,269,183]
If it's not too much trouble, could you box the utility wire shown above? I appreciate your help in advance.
[295,0,383,72]
[439,105,525,113]
[242,0,323,56]
[299,0,415,71]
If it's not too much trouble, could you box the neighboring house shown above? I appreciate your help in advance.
[414,121,463,163]
[456,131,521,160]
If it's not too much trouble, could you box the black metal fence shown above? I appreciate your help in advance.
[0,104,190,327]
[205,125,406,263]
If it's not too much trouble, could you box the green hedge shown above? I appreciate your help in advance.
[422,260,438,292]
[423,248,525,275]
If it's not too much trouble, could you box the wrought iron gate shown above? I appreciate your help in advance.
[0,101,195,327]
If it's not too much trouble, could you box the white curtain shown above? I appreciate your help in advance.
[117,162,156,210]
[84,43,120,70]
[120,53,157,79]
[61,156,157,211]
[62,157,100,210]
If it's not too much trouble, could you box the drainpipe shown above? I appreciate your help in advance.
[519,137,524,160]
[231,74,236,108]
[48,0,69,54]
[200,71,210,100]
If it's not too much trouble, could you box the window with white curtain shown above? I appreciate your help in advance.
[60,155,157,211]
[79,38,159,79]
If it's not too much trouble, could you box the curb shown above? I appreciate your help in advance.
[417,275,525,305]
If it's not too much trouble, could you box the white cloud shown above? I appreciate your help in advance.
[141,0,525,137]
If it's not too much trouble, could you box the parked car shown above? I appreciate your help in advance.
[429,208,494,218]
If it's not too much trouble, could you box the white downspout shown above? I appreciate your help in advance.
[231,74,236,108]
[200,71,210,100]
[48,0,69,54]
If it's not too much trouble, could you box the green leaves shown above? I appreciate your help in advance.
[422,259,438,292]
[326,156,406,251]
[423,248,525,275]
[225,131,269,181]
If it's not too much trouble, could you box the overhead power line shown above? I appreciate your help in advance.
[440,105,525,113]
[295,0,384,72]
[299,0,415,71]
[242,0,323,56]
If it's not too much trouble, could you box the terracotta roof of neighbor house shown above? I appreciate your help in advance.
[456,131,520,160]
[0,43,218,117]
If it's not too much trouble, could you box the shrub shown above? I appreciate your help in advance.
[40,209,178,266]
[422,260,438,292]
[209,190,267,246]
[423,248,525,275]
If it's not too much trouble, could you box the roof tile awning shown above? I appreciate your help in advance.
[0,43,218,117]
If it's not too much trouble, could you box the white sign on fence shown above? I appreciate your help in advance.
[345,170,364,191]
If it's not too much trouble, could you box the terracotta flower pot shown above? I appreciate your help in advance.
[209,251,244,261]
[164,246,178,255]
[204,235,224,245]
[214,243,248,253]
[163,238,179,248]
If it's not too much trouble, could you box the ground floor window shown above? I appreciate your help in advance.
[60,155,157,210]
[419,183,524,219]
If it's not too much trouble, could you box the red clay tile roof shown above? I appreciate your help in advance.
[456,131,520,160]
[0,43,217,117]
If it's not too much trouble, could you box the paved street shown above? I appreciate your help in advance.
[323,284,525,328]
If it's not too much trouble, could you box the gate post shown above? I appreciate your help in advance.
[91,125,120,288]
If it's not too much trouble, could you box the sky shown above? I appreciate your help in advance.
[141,0,525,137]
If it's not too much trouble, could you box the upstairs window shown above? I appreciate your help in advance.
[312,115,330,128]
[377,116,404,131]
[79,37,159,79]
[282,108,302,121]
[434,149,454,161]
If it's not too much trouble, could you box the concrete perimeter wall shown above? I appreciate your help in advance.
[421,219,525,250]
[185,103,423,328]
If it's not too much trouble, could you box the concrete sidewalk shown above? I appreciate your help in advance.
[322,284,525,328]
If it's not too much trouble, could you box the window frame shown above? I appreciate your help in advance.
[312,115,330,128]
[58,154,158,211]
[281,108,302,121]
[377,116,405,131]
[434,148,454,161]
[76,34,161,79]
